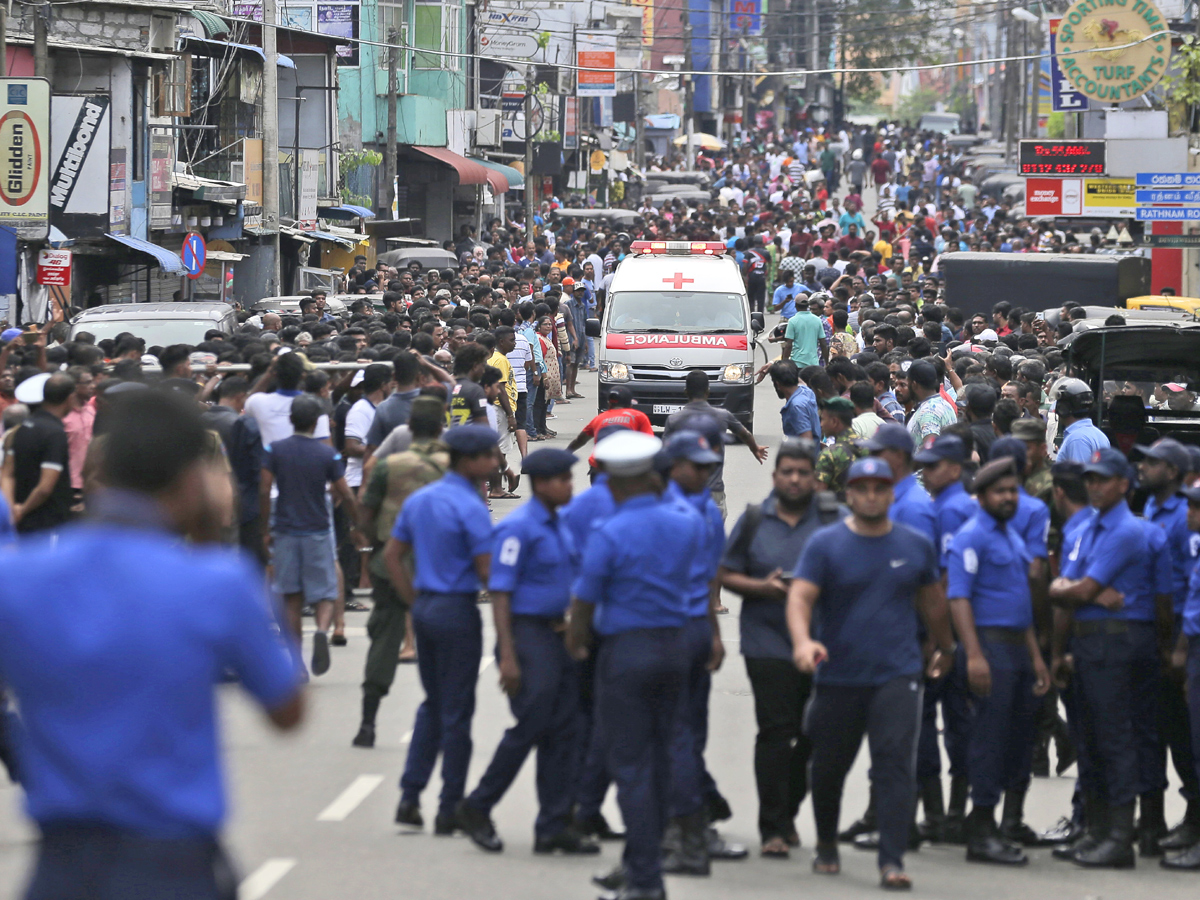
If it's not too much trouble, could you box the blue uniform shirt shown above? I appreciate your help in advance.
[0,492,298,838]
[794,520,939,686]
[1062,506,1093,551]
[1144,492,1196,615]
[561,474,615,550]
[489,496,577,617]
[666,480,725,617]
[781,385,822,439]
[932,481,977,570]
[1182,555,1200,637]
[947,508,1033,629]
[1011,488,1050,559]
[393,470,493,594]
[572,493,701,636]
[1062,500,1156,622]
[1057,419,1111,464]
[892,473,938,548]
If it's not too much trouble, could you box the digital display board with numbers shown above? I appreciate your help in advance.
[1018,140,1107,176]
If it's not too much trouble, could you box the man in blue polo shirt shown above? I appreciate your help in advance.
[568,430,701,900]
[1053,379,1109,464]
[771,271,806,320]
[1050,448,1172,869]
[389,425,497,835]
[788,456,955,891]
[769,360,821,440]
[947,458,1051,866]
[0,390,303,900]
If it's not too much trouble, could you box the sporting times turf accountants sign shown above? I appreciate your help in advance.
[0,79,50,240]
[1055,0,1170,104]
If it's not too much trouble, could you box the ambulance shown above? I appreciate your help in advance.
[585,240,765,429]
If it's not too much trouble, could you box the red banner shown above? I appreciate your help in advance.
[605,333,748,350]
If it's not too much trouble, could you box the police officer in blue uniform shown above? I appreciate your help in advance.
[456,448,601,856]
[659,432,730,876]
[389,424,497,835]
[788,456,956,891]
[946,458,1051,866]
[1162,482,1200,869]
[568,430,702,900]
[1049,448,1173,868]
[0,390,304,900]
[1137,437,1200,855]
[563,427,622,842]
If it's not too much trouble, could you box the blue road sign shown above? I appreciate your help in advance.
[1137,173,1200,187]
[1136,190,1200,204]
[181,232,206,279]
[1136,207,1200,221]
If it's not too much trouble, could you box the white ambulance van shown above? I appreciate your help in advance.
[585,240,764,429]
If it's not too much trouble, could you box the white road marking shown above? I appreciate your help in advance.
[239,858,296,900]
[479,657,493,675]
[316,774,385,821]
[400,729,414,744]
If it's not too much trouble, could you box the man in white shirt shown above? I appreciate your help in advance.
[245,351,331,448]
[342,364,391,492]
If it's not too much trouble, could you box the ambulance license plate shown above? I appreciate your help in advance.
[653,404,684,415]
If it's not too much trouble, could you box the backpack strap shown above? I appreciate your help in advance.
[728,502,765,571]
[815,491,842,524]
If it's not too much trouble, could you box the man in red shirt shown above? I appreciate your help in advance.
[566,386,654,455]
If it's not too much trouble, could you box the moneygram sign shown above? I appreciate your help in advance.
[0,79,50,239]
[1055,0,1170,104]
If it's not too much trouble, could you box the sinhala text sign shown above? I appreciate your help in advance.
[0,78,50,240]
[1055,0,1170,104]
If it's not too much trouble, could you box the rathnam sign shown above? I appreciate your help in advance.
[1056,0,1171,104]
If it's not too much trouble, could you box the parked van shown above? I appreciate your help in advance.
[586,241,764,429]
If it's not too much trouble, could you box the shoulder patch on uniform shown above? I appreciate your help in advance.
[498,536,521,566]
[962,547,978,574]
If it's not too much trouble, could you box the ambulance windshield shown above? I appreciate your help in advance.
[607,291,745,333]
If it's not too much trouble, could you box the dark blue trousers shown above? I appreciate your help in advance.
[400,592,482,816]
[596,627,687,892]
[1127,622,1163,797]
[572,637,612,819]
[1157,619,1198,802]
[669,616,716,819]
[25,825,236,900]
[964,631,1040,807]
[467,617,578,838]
[1187,636,1200,796]
[917,661,970,781]
[805,675,923,872]
[1073,624,1143,808]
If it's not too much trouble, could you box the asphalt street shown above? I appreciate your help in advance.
[0,372,1197,899]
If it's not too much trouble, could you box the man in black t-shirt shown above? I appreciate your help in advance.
[12,372,77,534]
[447,343,490,428]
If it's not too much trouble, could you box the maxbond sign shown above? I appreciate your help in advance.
[605,334,749,350]
[0,79,50,240]
[1055,0,1170,104]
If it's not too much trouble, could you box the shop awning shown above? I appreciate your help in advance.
[469,157,521,191]
[106,234,183,273]
[183,36,296,68]
[411,146,490,186]
[317,204,375,220]
[191,10,230,37]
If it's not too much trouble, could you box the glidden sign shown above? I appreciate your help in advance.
[0,79,50,240]
[1056,0,1171,103]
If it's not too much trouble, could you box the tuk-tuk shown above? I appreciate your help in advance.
[1124,295,1200,317]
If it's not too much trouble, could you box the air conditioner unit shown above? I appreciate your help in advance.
[475,109,502,148]
[149,14,175,53]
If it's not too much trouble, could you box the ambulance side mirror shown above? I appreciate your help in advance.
[585,318,601,338]
[751,313,765,334]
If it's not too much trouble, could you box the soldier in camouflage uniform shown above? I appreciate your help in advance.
[352,396,450,748]
[815,397,867,500]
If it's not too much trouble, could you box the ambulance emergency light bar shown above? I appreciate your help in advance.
[629,241,728,255]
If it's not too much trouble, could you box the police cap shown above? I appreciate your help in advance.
[973,457,1019,493]
[1133,437,1191,475]
[663,430,721,465]
[443,424,500,454]
[521,448,577,478]
[865,422,914,455]
[1010,418,1047,442]
[913,434,966,466]
[989,437,1028,476]
[845,456,894,485]
[1082,447,1132,481]
[1182,484,1200,505]
[593,430,662,476]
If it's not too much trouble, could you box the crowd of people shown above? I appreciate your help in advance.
[0,120,1194,900]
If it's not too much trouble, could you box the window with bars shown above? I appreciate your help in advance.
[413,1,459,70]
[154,55,193,117]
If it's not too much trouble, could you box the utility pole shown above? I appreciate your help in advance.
[1028,19,1042,138]
[1,5,8,78]
[385,29,398,220]
[1003,14,1017,162]
[263,0,281,293]
[742,25,750,143]
[683,3,694,170]
[33,3,47,79]
[524,64,534,238]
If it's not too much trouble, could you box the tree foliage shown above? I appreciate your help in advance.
[836,0,945,104]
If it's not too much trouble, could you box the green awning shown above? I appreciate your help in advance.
[192,10,230,37]
[470,157,524,190]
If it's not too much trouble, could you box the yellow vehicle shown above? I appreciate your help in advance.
[1123,295,1200,316]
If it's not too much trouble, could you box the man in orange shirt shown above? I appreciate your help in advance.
[567,387,654,455]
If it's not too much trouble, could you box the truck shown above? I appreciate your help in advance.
[585,240,764,429]
[939,252,1151,320]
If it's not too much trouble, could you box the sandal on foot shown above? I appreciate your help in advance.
[880,867,911,891]
[813,845,840,874]
[761,837,790,859]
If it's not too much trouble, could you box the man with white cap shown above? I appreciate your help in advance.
[11,371,76,534]
[568,430,702,900]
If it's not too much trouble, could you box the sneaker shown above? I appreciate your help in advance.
[311,631,330,676]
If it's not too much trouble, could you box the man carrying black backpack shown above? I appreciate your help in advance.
[718,437,844,859]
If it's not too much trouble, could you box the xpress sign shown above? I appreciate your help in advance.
[0,78,50,240]
[48,95,111,237]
